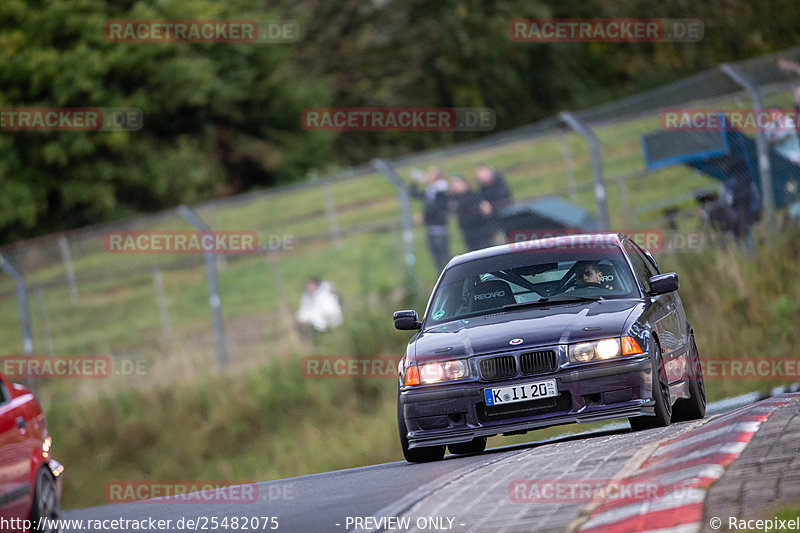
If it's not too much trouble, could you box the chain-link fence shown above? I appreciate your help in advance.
[3,46,800,390]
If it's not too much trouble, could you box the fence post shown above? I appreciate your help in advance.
[719,63,777,234]
[177,205,228,370]
[559,112,610,229]
[617,176,631,228]
[268,247,300,349]
[323,181,343,248]
[58,235,79,303]
[35,288,54,355]
[559,133,579,203]
[152,267,172,341]
[206,207,227,269]
[372,159,417,295]
[0,253,33,355]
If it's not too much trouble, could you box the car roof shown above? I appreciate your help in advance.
[446,233,626,267]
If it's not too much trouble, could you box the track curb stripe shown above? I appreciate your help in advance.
[577,395,795,533]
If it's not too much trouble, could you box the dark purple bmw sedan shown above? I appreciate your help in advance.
[393,233,705,462]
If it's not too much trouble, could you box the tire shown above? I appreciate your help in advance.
[31,466,61,533]
[629,340,672,431]
[671,335,706,422]
[397,386,446,463]
[448,437,487,456]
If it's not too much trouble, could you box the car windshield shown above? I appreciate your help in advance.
[426,244,639,324]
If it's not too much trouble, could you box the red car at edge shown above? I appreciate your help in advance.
[0,372,63,533]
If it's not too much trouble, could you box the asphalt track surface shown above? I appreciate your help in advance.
[64,392,764,533]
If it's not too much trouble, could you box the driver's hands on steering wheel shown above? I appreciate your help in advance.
[575,281,614,290]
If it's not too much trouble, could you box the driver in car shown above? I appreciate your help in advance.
[575,261,614,290]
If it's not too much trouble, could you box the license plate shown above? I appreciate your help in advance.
[484,379,557,406]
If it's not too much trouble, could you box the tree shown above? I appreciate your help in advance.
[0,0,331,242]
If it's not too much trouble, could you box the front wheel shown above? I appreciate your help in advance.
[671,335,706,422]
[397,386,445,463]
[31,466,61,533]
[629,340,672,431]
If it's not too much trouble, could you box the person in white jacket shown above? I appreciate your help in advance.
[296,278,343,333]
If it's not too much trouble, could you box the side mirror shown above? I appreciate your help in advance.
[393,310,421,330]
[649,273,679,296]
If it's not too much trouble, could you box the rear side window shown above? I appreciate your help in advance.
[0,382,8,406]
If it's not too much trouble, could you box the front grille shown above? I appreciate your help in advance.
[519,350,558,375]
[480,355,517,380]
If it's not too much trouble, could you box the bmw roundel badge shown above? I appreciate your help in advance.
[509,338,523,345]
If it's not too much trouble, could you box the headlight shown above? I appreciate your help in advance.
[406,360,470,385]
[443,360,468,379]
[572,343,596,362]
[596,338,621,359]
[569,337,641,363]
[42,436,52,458]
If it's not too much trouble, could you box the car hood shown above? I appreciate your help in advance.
[412,299,641,364]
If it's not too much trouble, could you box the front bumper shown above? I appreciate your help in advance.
[48,459,64,501]
[400,356,653,448]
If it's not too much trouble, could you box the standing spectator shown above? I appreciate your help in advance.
[476,166,513,242]
[296,277,343,339]
[720,158,760,248]
[449,175,493,251]
[411,167,451,272]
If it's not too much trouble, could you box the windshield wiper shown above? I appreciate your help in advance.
[503,295,603,311]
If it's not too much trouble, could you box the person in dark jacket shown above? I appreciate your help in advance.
[411,167,451,272]
[476,166,513,243]
[718,158,759,234]
[449,176,493,252]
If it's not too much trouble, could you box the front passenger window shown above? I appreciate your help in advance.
[624,241,653,292]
